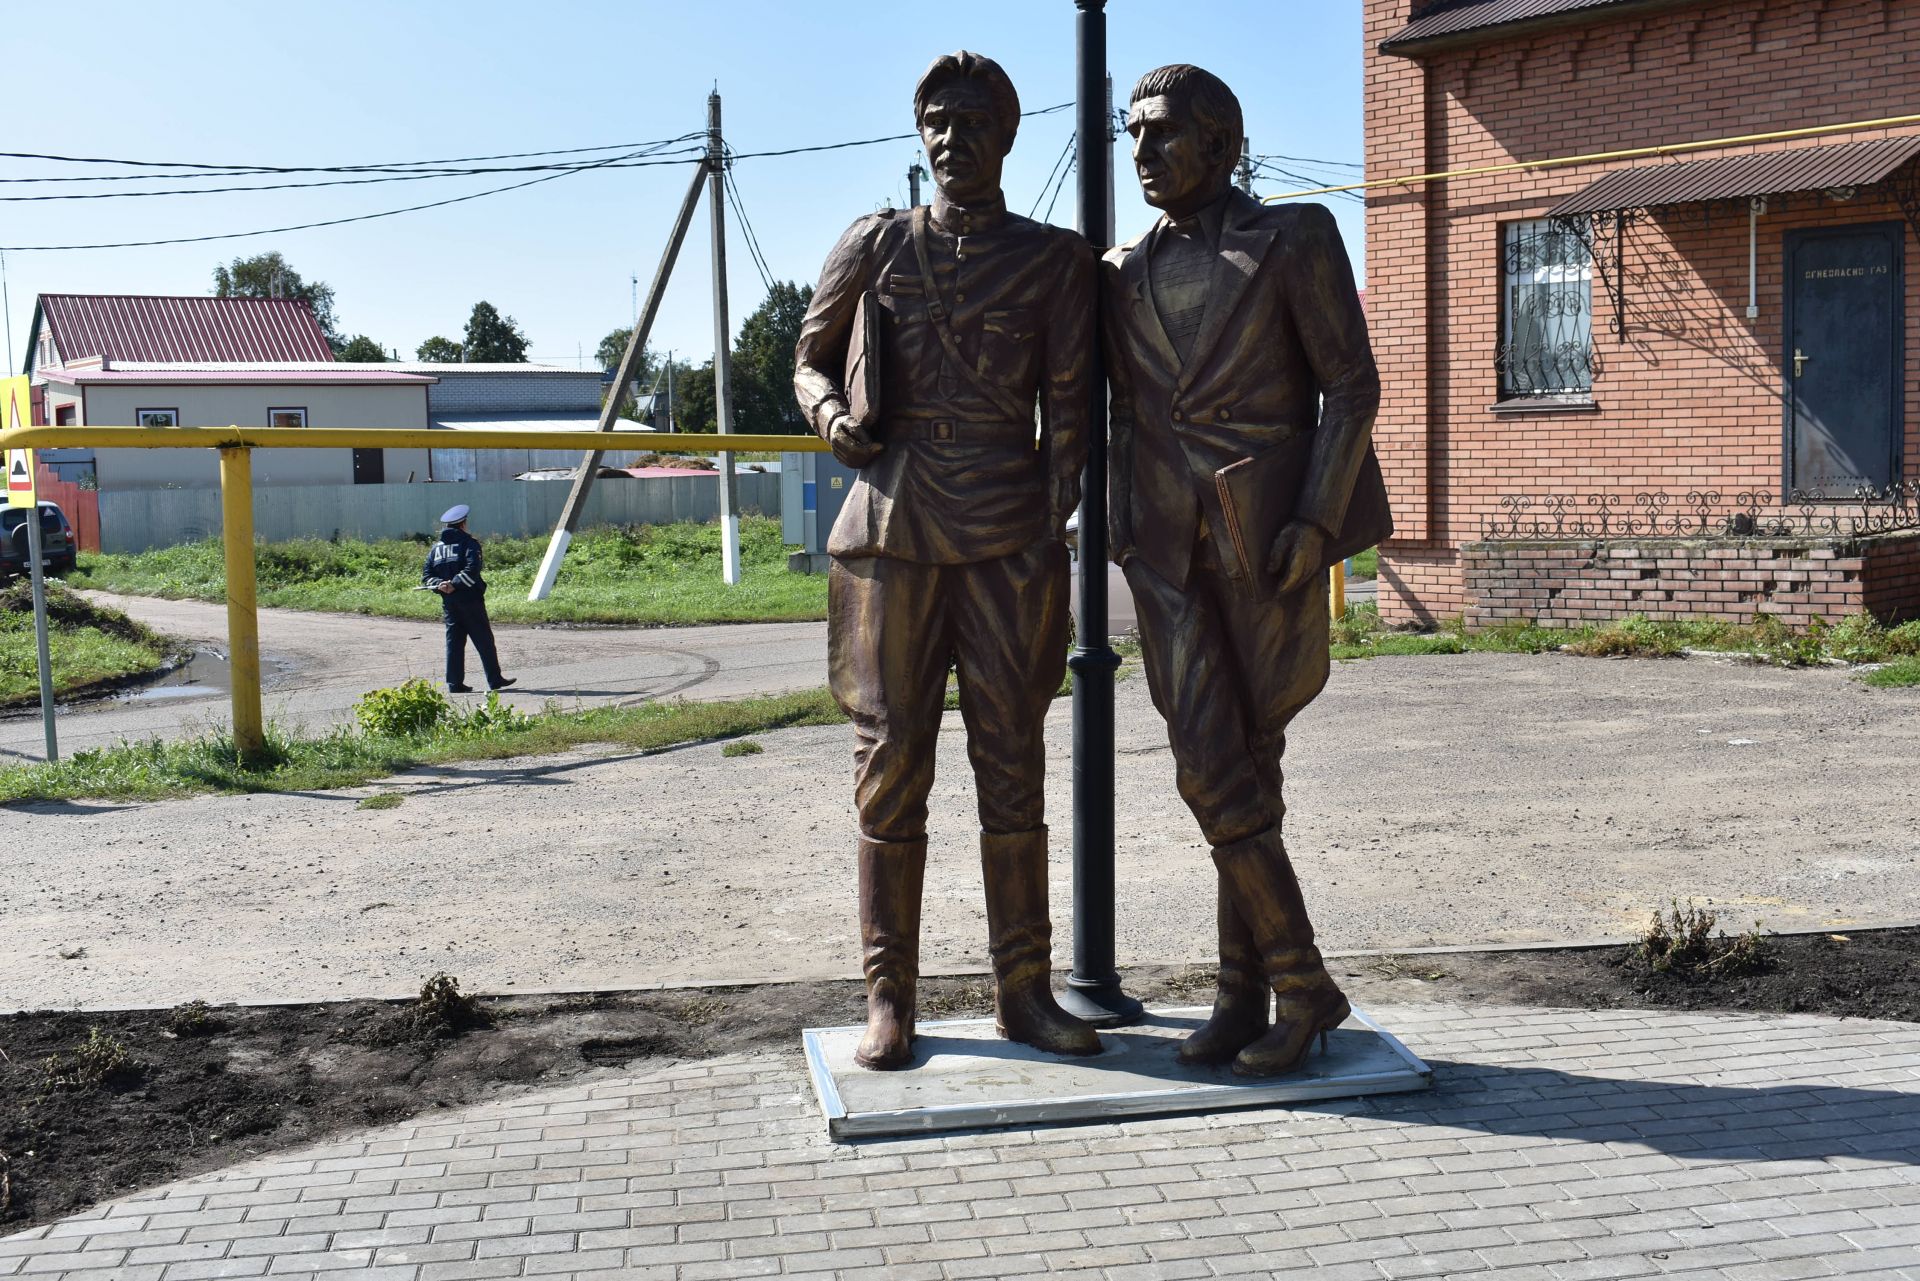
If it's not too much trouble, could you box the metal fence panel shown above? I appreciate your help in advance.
[96,474,782,553]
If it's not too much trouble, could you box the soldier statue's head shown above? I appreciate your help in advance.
[914,51,1021,207]
[1127,64,1244,219]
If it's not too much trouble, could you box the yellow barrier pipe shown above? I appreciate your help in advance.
[219,446,265,759]
[0,425,828,453]
[1262,111,1920,202]
[1329,562,1346,621]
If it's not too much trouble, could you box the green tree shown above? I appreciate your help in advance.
[730,282,813,435]
[336,334,390,362]
[462,301,529,362]
[212,251,340,346]
[673,360,718,433]
[415,335,463,363]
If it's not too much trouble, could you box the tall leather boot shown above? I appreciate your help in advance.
[1211,828,1350,1078]
[1175,881,1271,1067]
[855,836,925,1070]
[980,828,1102,1057]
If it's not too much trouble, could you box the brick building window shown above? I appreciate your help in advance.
[1498,218,1593,399]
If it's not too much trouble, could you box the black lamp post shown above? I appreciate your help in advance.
[1061,0,1144,1029]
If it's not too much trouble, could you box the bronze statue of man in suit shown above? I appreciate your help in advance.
[1103,65,1389,1076]
[793,51,1101,1070]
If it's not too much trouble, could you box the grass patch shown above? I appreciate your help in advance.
[1860,656,1920,687]
[70,516,827,626]
[720,739,764,758]
[355,792,404,810]
[1329,599,1920,685]
[0,685,850,805]
[1348,547,1377,579]
[0,582,180,706]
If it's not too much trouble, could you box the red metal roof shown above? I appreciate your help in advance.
[39,294,335,364]
[1547,136,1920,216]
[39,364,431,387]
[1380,0,1689,55]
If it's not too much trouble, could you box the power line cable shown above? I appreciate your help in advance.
[1028,131,1076,219]
[720,159,778,295]
[1253,152,1363,171]
[0,151,697,252]
[0,143,709,201]
[729,101,1071,160]
[1042,146,1077,224]
[0,134,707,179]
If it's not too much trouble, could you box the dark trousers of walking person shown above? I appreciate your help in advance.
[443,596,504,689]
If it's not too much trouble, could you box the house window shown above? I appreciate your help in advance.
[268,407,307,429]
[136,408,179,427]
[1498,218,1593,398]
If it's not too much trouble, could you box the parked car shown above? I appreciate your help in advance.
[0,502,77,583]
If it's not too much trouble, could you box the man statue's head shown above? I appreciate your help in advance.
[1126,64,1243,219]
[914,51,1021,207]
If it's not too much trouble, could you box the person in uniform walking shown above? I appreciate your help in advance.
[422,504,515,694]
[792,50,1100,1070]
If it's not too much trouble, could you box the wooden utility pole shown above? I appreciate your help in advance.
[529,150,707,600]
[709,90,743,586]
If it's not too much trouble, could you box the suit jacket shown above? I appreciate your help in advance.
[793,197,1094,564]
[1102,190,1388,590]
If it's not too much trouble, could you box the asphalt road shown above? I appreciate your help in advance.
[0,592,829,763]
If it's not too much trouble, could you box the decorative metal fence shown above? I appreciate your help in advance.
[1480,481,1920,541]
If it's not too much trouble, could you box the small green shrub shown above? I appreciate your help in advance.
[356,792,404,811]
[43,1028,141,1091]
[1636,900,1770,978]
[1566,615,1688,659]
[720,739,764,758]
[354,678,450,738]
[453,690,532,737]
[411,973,490,1039]
[165,999,224,1038]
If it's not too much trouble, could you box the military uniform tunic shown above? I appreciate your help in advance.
[794,193,1095,842]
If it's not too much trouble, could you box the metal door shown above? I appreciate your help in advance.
[1784,223,1903,494]
[352,448,386,485]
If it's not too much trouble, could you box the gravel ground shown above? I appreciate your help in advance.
[4,651,1916,1012]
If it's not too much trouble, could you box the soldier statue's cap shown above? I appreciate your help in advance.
[440,504,471,524]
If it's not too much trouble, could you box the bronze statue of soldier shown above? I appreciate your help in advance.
[794,51,1101,1070]
[1102,65,1391,1076]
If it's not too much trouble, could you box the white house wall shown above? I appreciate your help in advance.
[85,383,430,490]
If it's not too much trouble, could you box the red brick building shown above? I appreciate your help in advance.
[1363,0,1920,627]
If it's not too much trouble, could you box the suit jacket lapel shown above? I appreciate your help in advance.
[1124,226,1182,377]
[1176,190,1280,396]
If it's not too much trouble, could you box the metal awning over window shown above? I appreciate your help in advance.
[1547,137,1920,218]
[1543,136,1920,341]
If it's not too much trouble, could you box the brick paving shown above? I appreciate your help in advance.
[4,1005,1918,1280]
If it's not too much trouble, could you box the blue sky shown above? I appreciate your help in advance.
[5,1,1367,373]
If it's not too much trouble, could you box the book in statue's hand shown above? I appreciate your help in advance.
[1214,435,1314,593]
[845,289,883,434]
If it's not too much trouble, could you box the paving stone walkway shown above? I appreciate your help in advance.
[4,1005,1918,1281]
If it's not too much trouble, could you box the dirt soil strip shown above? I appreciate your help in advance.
[2,928,1915,1234]
[5,652,1919,1013]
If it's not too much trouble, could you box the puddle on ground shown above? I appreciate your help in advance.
[117,647,233,703]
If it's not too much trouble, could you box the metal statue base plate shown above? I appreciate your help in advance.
[802,1006,1430,1140]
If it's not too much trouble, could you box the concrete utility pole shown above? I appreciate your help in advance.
[1237,138,1255,194]
[709,90,743,586]
[908,159,926,208]
[529,156,708,600]
[1061,0,1141,1029]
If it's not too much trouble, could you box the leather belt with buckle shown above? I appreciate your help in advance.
[897,419,1034,446]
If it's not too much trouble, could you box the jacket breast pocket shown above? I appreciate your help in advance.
[881,292,935,376]
[978,308,1037,391]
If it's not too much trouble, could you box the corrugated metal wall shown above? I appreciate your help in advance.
[95,475,783,554]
